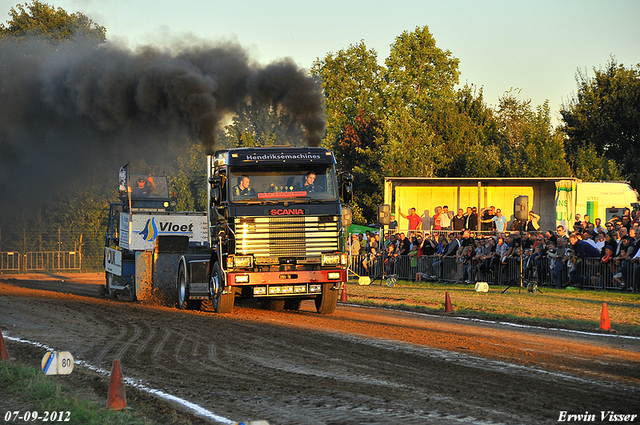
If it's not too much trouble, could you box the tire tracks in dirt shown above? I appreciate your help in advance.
[2,278,640,424]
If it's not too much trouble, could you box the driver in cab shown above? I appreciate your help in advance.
[298,171,323,193]
[232,176,256,198]
[132,175,155,197]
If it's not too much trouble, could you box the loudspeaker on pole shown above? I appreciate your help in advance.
[514,195,529,221]
[378,204,391,225]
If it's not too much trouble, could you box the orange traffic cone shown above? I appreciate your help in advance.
[0,329,10,361]
[106,359,127,410]
[599,303,613,331]
[340,283,348,303]
[444,291,454,313]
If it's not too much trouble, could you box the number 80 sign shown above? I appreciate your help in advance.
[41,351,74,375]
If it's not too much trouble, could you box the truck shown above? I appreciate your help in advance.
[104,169,209,302]
[383,177,639,232]
[104,147,353,315]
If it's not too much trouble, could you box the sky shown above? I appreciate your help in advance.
[1,0,639,125]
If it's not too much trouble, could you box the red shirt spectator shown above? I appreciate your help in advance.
[400,208,422,230]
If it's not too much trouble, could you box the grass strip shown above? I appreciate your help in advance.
[346,279,640,336]
[0,361,150,425]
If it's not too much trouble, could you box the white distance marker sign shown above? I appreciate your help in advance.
[41,351,74,375]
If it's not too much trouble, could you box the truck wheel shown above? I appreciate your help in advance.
[315,283,338,315]
[284,298,302,310]
[119,283,136,302]
[106,273,117,300]
[267,299,285,311]
[177,263,190,310]
[210,262,234,313]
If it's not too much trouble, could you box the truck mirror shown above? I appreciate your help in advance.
[209,176,222,204]
[211,187,221,205]
[340,172,353,204]
[342,182,353,204]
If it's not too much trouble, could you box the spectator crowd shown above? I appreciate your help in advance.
[349,206,640,291]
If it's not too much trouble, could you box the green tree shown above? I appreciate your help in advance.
[384,26,460,111]
[495,90,571,177]
[311,41,385,147]
[382,26,462,178]
[222,102,305,148]
[451,85,503,176]
[570,144,623,182]
[335,110,384,223]
[0,1,106,43]
[312,41,385,223]
[170,138,208,211]
[561,58,640,186]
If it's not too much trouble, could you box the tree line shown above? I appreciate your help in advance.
[309,29,639,224]
[1,2,638,269]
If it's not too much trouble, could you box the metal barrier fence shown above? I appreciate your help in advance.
[349,254,637,292]
[0,252,21,272]
[0,251,82,272]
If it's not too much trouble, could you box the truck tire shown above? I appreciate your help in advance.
[284,298,302,310]
[119,282,136,302]
[266,299,285,311]
[210,262,234,313]
[177,263,199,310]
[106,272,135,301]
[315,283,338,315]
[106,272,117,300]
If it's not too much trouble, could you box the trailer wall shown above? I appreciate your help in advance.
[385,177,637,233]
[389,179,559,232]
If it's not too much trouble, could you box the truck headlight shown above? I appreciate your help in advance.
[322,253,341,266]
[231,256,253,268]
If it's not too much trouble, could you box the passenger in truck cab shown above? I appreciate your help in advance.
[232,176,256,198]
[132,176,155,197]
[298,171,323,192]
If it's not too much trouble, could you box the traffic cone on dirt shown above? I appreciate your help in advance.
[599,303,613,331]
[0,329,10,361]
[106,359,127,410]
[340,283,348,303]
[444,291,454,313]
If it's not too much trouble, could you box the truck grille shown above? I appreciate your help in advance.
[234,216,340,257]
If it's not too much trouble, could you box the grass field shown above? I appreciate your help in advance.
[344,278,640,336]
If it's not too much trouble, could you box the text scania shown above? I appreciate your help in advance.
[159,222,195,232]
[270,209,305,216]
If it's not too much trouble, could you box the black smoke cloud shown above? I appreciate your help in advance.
[7,39,325,153]
[0,38,325,224]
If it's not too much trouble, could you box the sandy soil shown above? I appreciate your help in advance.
[1,273,639,424]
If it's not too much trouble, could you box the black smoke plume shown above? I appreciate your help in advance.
[0,38,325,225]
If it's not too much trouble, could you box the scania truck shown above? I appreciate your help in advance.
[104,147,352,315]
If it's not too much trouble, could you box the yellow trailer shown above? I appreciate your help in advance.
[383,177,638,232]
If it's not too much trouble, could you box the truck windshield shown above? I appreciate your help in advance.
[228,165,338,202]
[130,175,169,199]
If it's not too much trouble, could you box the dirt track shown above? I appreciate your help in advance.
[1,273,640,424]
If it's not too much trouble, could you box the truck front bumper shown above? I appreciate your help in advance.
[227,269,346,296]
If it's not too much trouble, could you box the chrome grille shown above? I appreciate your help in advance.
[235,216,340,257]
